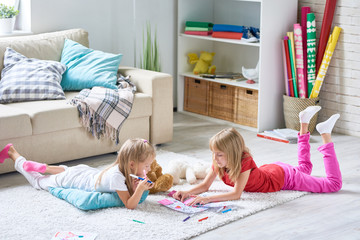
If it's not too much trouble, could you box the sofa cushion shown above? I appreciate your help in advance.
[0,104,32,140]
[5,92,152,135]
[6,98,80,135]
[0,29,89,71]
[60,39,122,91]
[0,47,66,104]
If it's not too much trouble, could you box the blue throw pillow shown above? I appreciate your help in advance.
[48,187,149,210]
[60,39,122,91]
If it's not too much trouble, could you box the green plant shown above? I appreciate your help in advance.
[139,22,161,72]
[0,4,19,19]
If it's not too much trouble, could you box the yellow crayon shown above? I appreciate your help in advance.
[310,26,341,99]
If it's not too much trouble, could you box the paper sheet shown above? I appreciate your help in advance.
[51,231,97,240]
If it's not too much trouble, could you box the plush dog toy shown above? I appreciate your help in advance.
[188,51,216,75]
[146,159,173,194]
[165,160,211,185]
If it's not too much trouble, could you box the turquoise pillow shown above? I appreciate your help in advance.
[60,39,122,90]
[48,187,149,210]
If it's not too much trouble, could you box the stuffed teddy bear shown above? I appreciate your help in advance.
[146,159,173,194]
[188,51,216,75]
[165,160,211,185]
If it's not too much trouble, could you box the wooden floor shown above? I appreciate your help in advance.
[160,112,360,240]
[1,112,359,239]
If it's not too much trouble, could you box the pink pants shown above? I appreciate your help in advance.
[274,133,342,193]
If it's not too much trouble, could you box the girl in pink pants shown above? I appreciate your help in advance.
[174,106,342,206]
[274,106,342,193]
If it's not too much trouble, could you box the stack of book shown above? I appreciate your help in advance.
[184,21,213,36]
[212,24,243,40]
[257,128,299,144]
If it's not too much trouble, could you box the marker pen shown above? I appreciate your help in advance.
[130,174,153,184]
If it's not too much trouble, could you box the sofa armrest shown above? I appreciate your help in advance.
[118,67,173,145]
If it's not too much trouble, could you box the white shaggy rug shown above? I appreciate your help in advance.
[0,150,308,240]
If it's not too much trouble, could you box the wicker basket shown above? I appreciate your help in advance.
[283,95,320,133]
[208,82,235,122]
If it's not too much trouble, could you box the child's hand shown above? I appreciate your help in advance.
[136,178,154,192]
[173,190,190,202]
[189,196,210,206]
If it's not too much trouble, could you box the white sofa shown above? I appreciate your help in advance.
[0,29,173,174]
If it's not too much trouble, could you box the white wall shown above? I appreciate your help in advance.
[298,0,360,137]
[30,0,116,53]
[113,0,177,102]
[30,0,177,106]
[18,0,360,137]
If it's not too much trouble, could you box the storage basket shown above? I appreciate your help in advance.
[209,82,235,122]
[184,77,209,115]
[234,88,258,128]
[283,95,320,133]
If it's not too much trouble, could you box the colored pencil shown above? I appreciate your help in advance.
[294,24,306,98]
[306,13,316,97]
[198,217,209,222]
[316,0,337,74]
[310,26,341,98]
[257,133,290,144]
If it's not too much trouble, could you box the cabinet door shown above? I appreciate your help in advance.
[209,82,235,122]
[184,77,209,115]
[234,87,258,128]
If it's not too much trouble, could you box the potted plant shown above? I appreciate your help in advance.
[0,3,19,34]
[139,22,161,72]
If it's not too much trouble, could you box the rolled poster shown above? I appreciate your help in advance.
[306,13,316,97]
[294,24,306,98]
[310,26,341,98]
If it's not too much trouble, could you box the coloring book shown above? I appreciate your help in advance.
[158,190,235,214]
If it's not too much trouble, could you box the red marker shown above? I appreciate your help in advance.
[198,217,208,222]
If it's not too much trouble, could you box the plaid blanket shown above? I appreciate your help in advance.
[70,76,136,144]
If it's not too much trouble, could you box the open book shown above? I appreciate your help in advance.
[257,128,298,144]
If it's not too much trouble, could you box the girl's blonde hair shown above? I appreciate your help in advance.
[95,138,155,195]
[209,128,250,183]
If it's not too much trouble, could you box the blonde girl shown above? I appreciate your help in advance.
[0,138,155,209]
[174,106,342,205]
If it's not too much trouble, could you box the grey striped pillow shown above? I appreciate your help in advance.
[0,47,66,103]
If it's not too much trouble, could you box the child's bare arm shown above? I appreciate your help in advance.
[174,169,217,202]
[117,179,153,209]
[189,169,251,205]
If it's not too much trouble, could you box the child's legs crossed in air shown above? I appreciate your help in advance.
[280,113,342,193]
[295,106,322,174]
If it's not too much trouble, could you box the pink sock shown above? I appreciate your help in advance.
[23,161,47,173]
[0,143,13,163]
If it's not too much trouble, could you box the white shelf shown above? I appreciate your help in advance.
[181,72,259,90]
[177,0,298,132]
[180,33,260,47]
